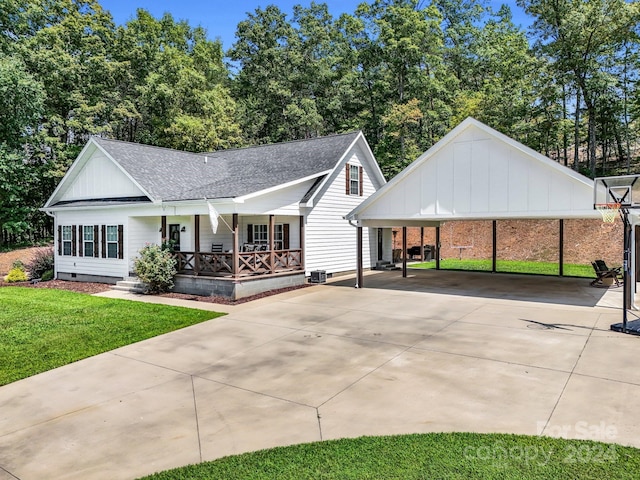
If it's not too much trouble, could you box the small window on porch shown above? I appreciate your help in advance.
[274,224,284,250]
[248,223,287,250]
[253,224,268,245]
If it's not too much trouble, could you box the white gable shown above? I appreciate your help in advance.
[59,152,145,201]
[45,140,149,207]
[349,118,599,222]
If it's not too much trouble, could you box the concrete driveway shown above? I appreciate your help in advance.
[1,269,639,480]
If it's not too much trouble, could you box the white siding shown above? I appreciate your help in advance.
[305,145,377,274]
[59,154,144,201]
[199,215,234,252]
[128,216,161,273]
[54,210,130,279]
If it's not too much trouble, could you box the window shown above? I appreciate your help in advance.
[62,226,72,256]
[349,165,359,195]
[346,164,363,196]
[247,223,289,250]
[106,225,118,258]
[253,224,268,245]
[83,225,94,257]
[274,224,284,250]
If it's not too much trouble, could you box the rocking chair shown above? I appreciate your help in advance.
[590,260,622,288]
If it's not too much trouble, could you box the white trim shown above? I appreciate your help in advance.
[358,219,442,228]
[235,171,332,203]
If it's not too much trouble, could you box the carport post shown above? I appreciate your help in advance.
[356,226,364,288]
[435,226,441,270]
[402,226,407,277]
[420,227,425,261]
[492,220,497,273]
[559,219,564,276]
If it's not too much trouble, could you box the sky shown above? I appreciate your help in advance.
[99,0,532,51]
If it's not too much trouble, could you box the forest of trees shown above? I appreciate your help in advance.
[0,0,638,243]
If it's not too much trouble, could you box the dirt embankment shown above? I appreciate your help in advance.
[0,247,39,276]
[396,218,623,266]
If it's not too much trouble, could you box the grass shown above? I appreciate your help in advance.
[140,432,640,479]
[0,287,223,385]
[410,259,595,278]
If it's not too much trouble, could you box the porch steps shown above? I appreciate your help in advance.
[373,261,401,271]
[112,277,146,294]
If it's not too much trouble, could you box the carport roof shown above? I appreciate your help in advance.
[347,118,600,226]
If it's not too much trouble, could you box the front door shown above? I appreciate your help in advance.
[378,228,383,261]
[169,224,181,251]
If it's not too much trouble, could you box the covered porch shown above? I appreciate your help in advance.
[160,213,305,278]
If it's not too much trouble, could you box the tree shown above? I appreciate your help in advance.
[0,55,44,148]
[0,54,47,243]
[109,10,241,151]
[519,0,640,175]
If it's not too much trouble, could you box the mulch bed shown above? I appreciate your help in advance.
[0,280,112,294]
[0,279,313,305]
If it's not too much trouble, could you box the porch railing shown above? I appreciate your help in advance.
[174,249,303,277]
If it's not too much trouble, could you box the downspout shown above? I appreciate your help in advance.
[348,219,361,288]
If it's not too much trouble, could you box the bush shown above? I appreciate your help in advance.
[26,246,54,279]
[133,244,177,294]
[41,269,54,281]
[5,267,28,283]
[11,259,25,270]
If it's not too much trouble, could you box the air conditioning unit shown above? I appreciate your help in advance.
[310,270,327,284]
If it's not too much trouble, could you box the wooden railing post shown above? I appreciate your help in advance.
[194,214,200,275]
[232,214,239,277]
[269,214,275,274]
[299,215,305,271]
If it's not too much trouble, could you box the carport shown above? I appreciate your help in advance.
[346,118,637,308]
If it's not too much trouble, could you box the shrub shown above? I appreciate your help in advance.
[133,244,177,294]
[11,259,25,270]
[5,267,28,283]
[26,246,54,279]
[41,269,54,281]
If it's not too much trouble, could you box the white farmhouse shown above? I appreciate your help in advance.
[43,132,388,299]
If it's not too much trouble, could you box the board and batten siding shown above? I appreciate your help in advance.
[305,146,378,274]
[55,209,129,279]
[359,123,595,221]
[59,153,144,201]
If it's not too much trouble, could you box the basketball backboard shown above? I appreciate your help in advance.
[594,174,640,208]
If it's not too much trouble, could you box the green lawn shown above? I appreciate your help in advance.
[410,259,595,277]
[0,287,223,386]
[140,433,640,479]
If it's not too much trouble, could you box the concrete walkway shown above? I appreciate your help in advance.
[1,270,639,480]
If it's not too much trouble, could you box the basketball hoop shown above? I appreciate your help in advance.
[595,203,621,223]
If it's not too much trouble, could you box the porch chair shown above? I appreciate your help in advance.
[211,243,223,253]
[590,260,622,287]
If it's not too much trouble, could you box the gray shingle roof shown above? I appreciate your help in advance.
[92,132,360,202]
